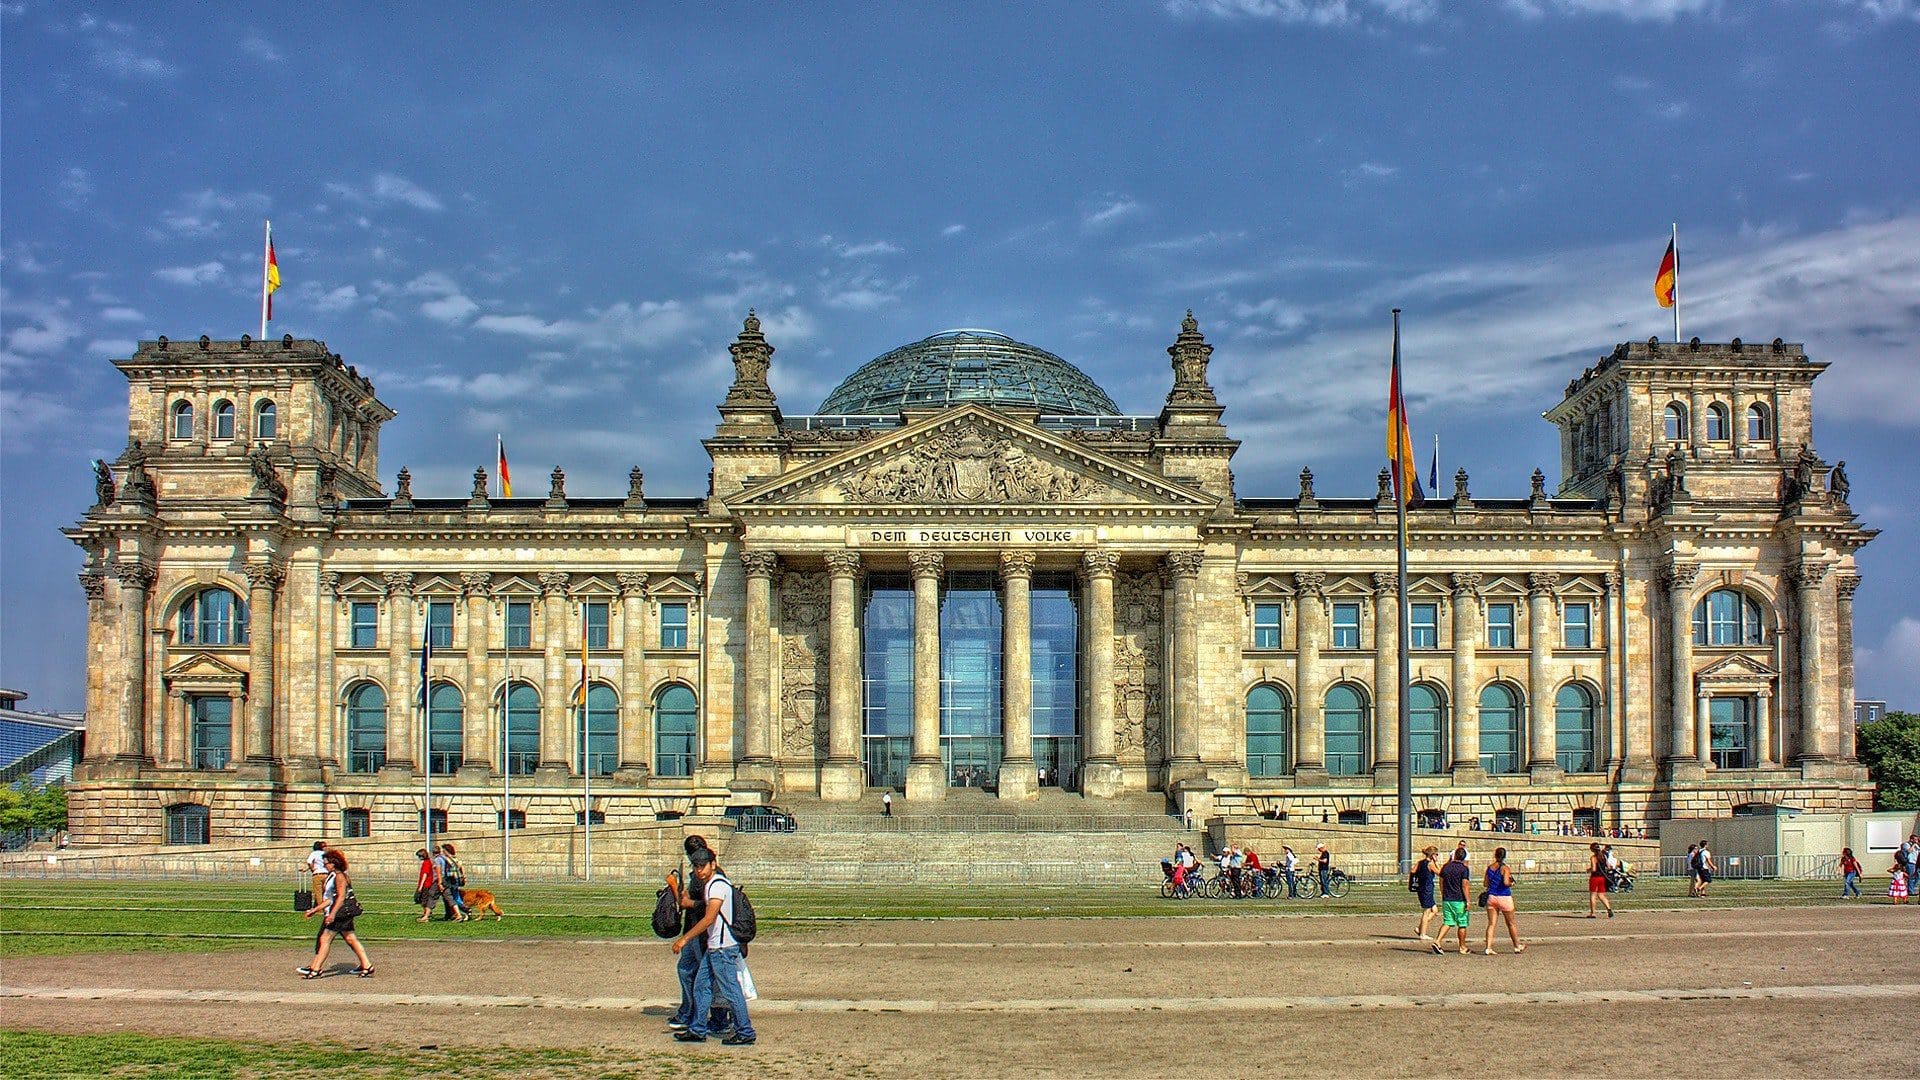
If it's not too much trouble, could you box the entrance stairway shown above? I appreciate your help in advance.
[719,788,1202,885]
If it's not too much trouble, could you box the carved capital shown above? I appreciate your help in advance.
[460,571,493,597]
[824,550,862,579]
[1082,550,1121,579]
[320,571,343,598]
[244,560,285,593]
[1371,571,1398,596]
[1835,573,1861,602]
[383,571,414,598]
[1450,571,1482,598]
[1000,549,1037,580]
[1792,559,1831,589]
[79,570,107,601]
[616,571,651,597]
[1662,560,1699,592]
[1294,570,1326,596]
[1166,551,1206,580]
[908,550,945,580]
[741,551,780,580]
[1604,570,1622,592]
[114,562,156,591]
[1527,571,1561,598]
[539,571,571,597]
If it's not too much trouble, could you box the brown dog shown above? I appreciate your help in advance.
[459,888,506,920]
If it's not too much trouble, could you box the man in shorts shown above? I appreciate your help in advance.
[1438,847,1472,954]
[1696,839,1715,897]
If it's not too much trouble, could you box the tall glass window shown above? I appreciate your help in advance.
[1245,684,1290,778]
[1563,602,1592,648]
[1031,576,1079,789]
[1478,684,1522,774]
[577,684,617,775]
[171,400,194,441]
[1709,696,1753,769]
[1252,603,1283,650]
[1486,603,1516,648]
[941,571,1002,787]
[584,602,610,649]
[1693,589,1765,646]
[1408,684,1445,776]
[1324,684,1369,775]
[1409,602,1439,649]
[427,683,463,775]
[654,684,697,777]
[350,602,378,649]
[499,682,539,775]
[505,601,532,649]
[190,695,232,769]
[862,575,913,789]
[426,601,454,649]
[659,602,689,648]
[1330,602,1362,650]
[1663,403,1687,441]
[212,399,236,439]
[1555,683,1597,773]
[346,683,387,773]
[180,588,249,646]
[1746,403,1770,442]
[254,400,277,441]
[1705,403,1729,441]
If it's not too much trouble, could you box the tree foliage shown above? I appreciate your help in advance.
[1858,711,1920,811]
[0,781,68,833]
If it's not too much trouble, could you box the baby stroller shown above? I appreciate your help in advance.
[1606,864,1636,893]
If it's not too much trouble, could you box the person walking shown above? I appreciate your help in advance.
[413,847,440,922]
[881,790,893,817]
[666,834,732,1037]
[1890,860,1911,904]
[1685,843,1701,897]
[672,847,757,1046]
[304,841,328,902]
[1438,847,1472,954]
[299,848,372,978]
[435,843,469,921]
[1696,840,1716,898]
[1586,842,1614,919]
[1482,846,1524,955]
[1412,845,1442,947]
[1315,844,1333,898]
[1840,847,1862,899]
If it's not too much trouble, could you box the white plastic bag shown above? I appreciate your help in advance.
[737,961,759,1001]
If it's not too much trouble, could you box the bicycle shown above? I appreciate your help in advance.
[1291,868,1351,899]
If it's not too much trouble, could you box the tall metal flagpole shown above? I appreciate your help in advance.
[500,657,511,882]
[259,220,272,342]
[1394,310,1414,878]
[1670,222,1682,344]
[580,601,592,883]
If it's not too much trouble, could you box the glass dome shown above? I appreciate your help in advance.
[816,329,1120,416]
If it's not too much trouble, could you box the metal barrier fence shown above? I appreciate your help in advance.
[763,814,1186,835]
[1656,853,1843,880]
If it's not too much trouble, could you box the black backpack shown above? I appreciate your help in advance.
[717,874,757,946]
[651,885,680,938]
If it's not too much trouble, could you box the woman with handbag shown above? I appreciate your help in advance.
[1481,846,1525,955]
[299,848,373,978]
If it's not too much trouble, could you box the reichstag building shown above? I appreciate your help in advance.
[65,312,1875,843]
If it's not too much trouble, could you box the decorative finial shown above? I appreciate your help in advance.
[744,308,760,333]
[1531,468,1547,499]
[725,309,776,407]
[1181,309,1198,334]
[1166,310,1216,406]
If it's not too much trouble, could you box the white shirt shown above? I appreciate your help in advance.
[705,875,739,949]
[1282,852,1297,871]
[307,851,328,874]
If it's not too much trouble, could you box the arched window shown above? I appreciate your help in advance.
[1324,684,1369,776]
[1554,684,1596,773]
[212,399,235,440]
[166,803,210,845]
[254,399,277,441]
[1662,402,1687,441]
[497,682,539,776]
[1478,684,1523,774]
[1745,403,1770,442]
[577,683,618,775]
[1692,589,1766,646]
[346,683,387,774]
[654,684,697,778]
[1245,684,1290,778]
[427,683,463,775]
[171,399,194,441]
[1705,402,1728,441]
[178,588,249,646]
[1408,684,1446,776]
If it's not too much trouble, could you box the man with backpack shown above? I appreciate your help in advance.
[666,835,733,1038]
[672,846,757,1046]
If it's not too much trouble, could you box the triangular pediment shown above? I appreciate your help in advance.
[1697,653,1777,682]
[737,406,1213,512]
[163,653,249,682]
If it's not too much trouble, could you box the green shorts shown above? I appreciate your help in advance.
[1441,900,1470,928]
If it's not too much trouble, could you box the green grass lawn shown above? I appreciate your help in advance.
[0,874,1862,958]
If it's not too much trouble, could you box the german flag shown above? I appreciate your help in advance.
[496,435,513,498]
[1655,238,1677,308]
[1386,313,1425,507]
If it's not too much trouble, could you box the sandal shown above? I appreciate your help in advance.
[1513,944,1526,953]
[356,966,375,978]
[1429,942,1444,955]
[300,970,321,980]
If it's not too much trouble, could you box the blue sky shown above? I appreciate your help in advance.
[4,0,1918,713]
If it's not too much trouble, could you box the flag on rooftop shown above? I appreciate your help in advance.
[1655,237,1677,309]
[496,435,513,498]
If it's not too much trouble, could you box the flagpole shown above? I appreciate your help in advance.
[499,648,511,882]
[1393,310,1414,878]
[259,220,272,342]
[1670,222,1681,344]
[580,601,592,884]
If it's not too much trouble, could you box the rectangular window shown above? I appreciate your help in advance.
[1252,603,1283,650]
[505,601,532,649]
[1486,603,1516,649]
[1563,603,1592,649]
[659,602,689,649]
[166,805,209,845]
[584,602,610,649]
[426,601,454,649]
[340,808,371,838]
[349,602,378,649]
[1409,603,1439,649]
[190,695,232,770]
[1330,602,1362,650]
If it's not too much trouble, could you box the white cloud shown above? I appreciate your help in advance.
[819,270,915,311]
[305,284,364,313]
[1857,617,1920,710]
[57,167,93,207]
[5,304,79,355]
[151,189,272,239]
[100,306,144,323]
[721,250,756,264]
[327,173,445,213]
[1503,0,1716,18]
[153,262,227,286]
[239,33,282,62]
[85,338,136,357]
[818,235,904,259]
[1082,196,1143,231]
[472,298,703,351]
[941,224,968,237]
[405,271,477,324]
[1166,0,1437,24]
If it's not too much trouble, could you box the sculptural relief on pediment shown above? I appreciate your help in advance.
[839,421,1103,504]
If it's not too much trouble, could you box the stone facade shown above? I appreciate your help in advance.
[63,319,1875,845]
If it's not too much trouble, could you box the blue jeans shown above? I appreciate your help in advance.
[1842,872,1860,898]
[672,934,733,1030]
[691,944,754,1041]
[1318,867,1330,896]
[1284,869,1297,898]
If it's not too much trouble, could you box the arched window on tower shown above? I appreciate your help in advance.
[255,399,277,441]
[1746,403,1770,443]
[1245,684,1290,778]
[1692,589,1767,646]
[1705,403,1728,441]
[1408,684,1446,776]
[427,683,463,775]
[178,587,249,646]
[171,399,195,441]
[1554,684,1597,774]
[212,399,236,440]
[1663,402,1687,442]
[654,684,697,778]
[577,684,618,776]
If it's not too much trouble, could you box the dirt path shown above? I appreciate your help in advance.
[6,905,1916,1078]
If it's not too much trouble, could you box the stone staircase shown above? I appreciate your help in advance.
[719,788,1201,885]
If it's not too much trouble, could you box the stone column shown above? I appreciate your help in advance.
[1689,388,1706,457]
[1081,551,1124,798]
[1370,572,1399,780]
[1794,559,1833,763]
[905,550,946,801]
[820,550,865,801]
[460,571,493,774]
[1696,689,1713,764]
[739,551,779,780]
[1527,572,1560,775]
[1165,551,1206,784]
[1664,560,1700,771]
[242,559,283,767]
[1293,571,1327,781]
[616,572,651,777]
[113,563,155,765]
[311,572,340,768]
[1755,691,1775,768]
[79,569,110,761]
[1836,574,1860,763]
[998,550,1039,800]
[1606,570,1630,771]
[537,572,571,774]
[383,572,416,771]
[1448,573,1482,776]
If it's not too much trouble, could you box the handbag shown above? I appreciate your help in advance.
[338,888,364,920]
[736,961,759,1001]
[1475,889,1489,908]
